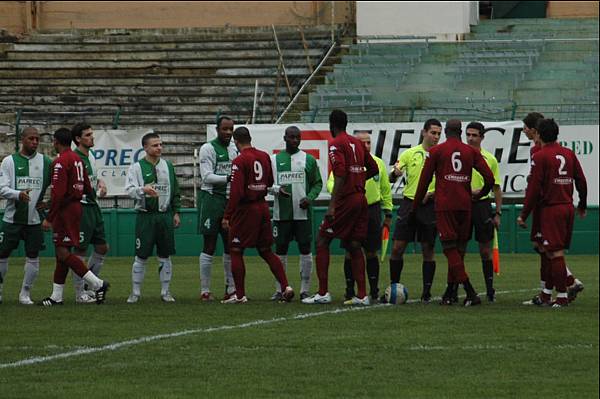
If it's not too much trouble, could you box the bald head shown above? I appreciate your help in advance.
[445,119,462,138]
[21,126,39,139]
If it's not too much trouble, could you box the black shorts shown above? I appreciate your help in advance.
[363,202,382,253]
[471,199,495,243]
[392,198,436,245]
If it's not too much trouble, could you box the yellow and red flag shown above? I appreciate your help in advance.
[492,229,500,275]
[380,224,390,262]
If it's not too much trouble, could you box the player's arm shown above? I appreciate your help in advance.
[223,158,244,228]
[301,156,322,209]
[0,158,21,200]
[327,143,346,217]
[199,144,229,185]
[412,153,435,211]
[169,162,181,228]
[125,163,145,199]
[518,153,543,226]
[572,153,588,217]
[47,160,69,223]
[491,159,503,227]
[379,159,393,227]
[390,151,407,183]
[364,151,379,180]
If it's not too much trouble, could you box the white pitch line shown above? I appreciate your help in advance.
[0,288,538,370]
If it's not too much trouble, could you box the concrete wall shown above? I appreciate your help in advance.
[356,1,477,41]
[0,1,354,34]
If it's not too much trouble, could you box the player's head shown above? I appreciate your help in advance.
[53,127,72,152]
[536,118,559,143]
[444,119,462,138]
[216,116,234,145]
[232,126,251,151]
[354,131,371,152]
[522,112,544,141]
[329,109,347,137]
[421,119,442,147]
[465,121,485,148]
[20,127,40,155]
[142,132,162,158]
[284,126,301,152]
[71,123,94,149]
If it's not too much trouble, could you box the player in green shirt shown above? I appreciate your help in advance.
[269,126,322,300]
[388,119,441,303]
[0,127,52,305]
[70,123,110,304]
[326,131,393,301]
[466,122,503,302]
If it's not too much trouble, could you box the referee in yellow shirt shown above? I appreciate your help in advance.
[326,131,393,301]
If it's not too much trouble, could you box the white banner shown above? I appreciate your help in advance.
[207,122,599,205]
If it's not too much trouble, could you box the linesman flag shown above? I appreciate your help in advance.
[492,229,500,275]
[380,224,390,262]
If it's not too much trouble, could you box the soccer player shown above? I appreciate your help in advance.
[39,128,109,306]
[521,113,584,305]
[197,116,238,301]
[388,119,441,303]
[326,131,392,301]
[221,127,293,304]
[413,119,494,306]
[0,127,52,305]
[302,110,379,305]
[125,133,181,303]
[70,123,109,304]
[465,122,503,302]
[270,126,322,301]
[517,119,587,307]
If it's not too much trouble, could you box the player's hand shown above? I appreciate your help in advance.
[143,184,159,197]
[35,201,48,210]
[516,216,527,229]
[279,187,291,198]
[221,218,230,230]
[97,180,108,198]
[493,214,501,229]
[19,189,32,202]
[423,192,434,204]
[577,208,587,219]
[383,214,392,229]
[299,197,310,209]
[173,213,181,228]
[41,219,52,231]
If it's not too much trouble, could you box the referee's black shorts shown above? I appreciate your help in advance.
[471,199,495,243]
[392,198,436,245]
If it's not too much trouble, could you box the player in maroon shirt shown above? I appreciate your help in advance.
[302,110,379,305]
[221,127,293,303]
[413,119,494,306]
[518,119,587,307]
[39,128,109,306]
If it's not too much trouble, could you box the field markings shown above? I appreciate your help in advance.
[0,288,538,370]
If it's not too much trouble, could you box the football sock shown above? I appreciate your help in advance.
[565,265,575,287]
[422,261,436,296]
[64,254,89,278]
[131,256,147,296]
[50,283,64,302]
[82,271,103,291]
[541,254,553,290]
[274,255,288,293]
[0,258,8,285]
[442,283,454,299]
[550,256,567,294]
[389,258,404,284]
[462,279,477,297]
[343,257,355,295]
[21,257,39,294]
[366,256,379,298]
[482,260,494,293]
[443,248,468,283]
[349,249,367,299]
[260,250,289,289]
[73,255,86,296]
[299,254,312,294]
[222,253,235,294]
[316,244,330,295]
[158,257,173,296]
[88,251,105,276]
[53,259,69,284]
[230,251,246,298]
[199,252,213,294]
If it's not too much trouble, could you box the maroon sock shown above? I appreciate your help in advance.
[63,254,88,278]
[230,251,246,298]
[565,271,575,287]
[260,250,289,289]
[53,259,69,284]
[443,248,468,283]
[316,244,330,295]
[551,256,567,294]
[541,254,553,290]
[349,249,366,299]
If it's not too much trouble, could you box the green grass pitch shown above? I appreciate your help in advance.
[0,254,598,398]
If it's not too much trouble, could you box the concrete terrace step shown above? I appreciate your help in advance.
[0,76,281,85]
[0,85,290,96]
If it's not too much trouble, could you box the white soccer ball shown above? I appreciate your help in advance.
[385,283,408,304]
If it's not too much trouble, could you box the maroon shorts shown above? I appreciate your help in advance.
[229,201,273,249]
[539,204,574,251]
[436,210,472,242]
[530,207,542,243]
[52,202,82,247]
[319,193,368,242]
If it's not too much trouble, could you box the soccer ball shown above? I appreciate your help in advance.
[385,283,408,304]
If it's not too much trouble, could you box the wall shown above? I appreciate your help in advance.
[356,1,477,40]
[0,1,354,34]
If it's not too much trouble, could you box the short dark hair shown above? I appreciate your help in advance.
[285,126,301,136]
[466,121,485,137]
[445,119,462,137]
[71,122,91,144]
[54,127,72,146]
[537,118,559,143]
[423,118,442,132]
[217,116,234,128]
[233,126,251,144]
[21,126,39,139]
[329,109,348,131]
[142,132,160,147]
[523,112,544,129]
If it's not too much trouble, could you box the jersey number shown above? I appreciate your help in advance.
[451,152,462,172]
[555,155,567,175]
[75,161,85,181]
[253,161,263,181]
